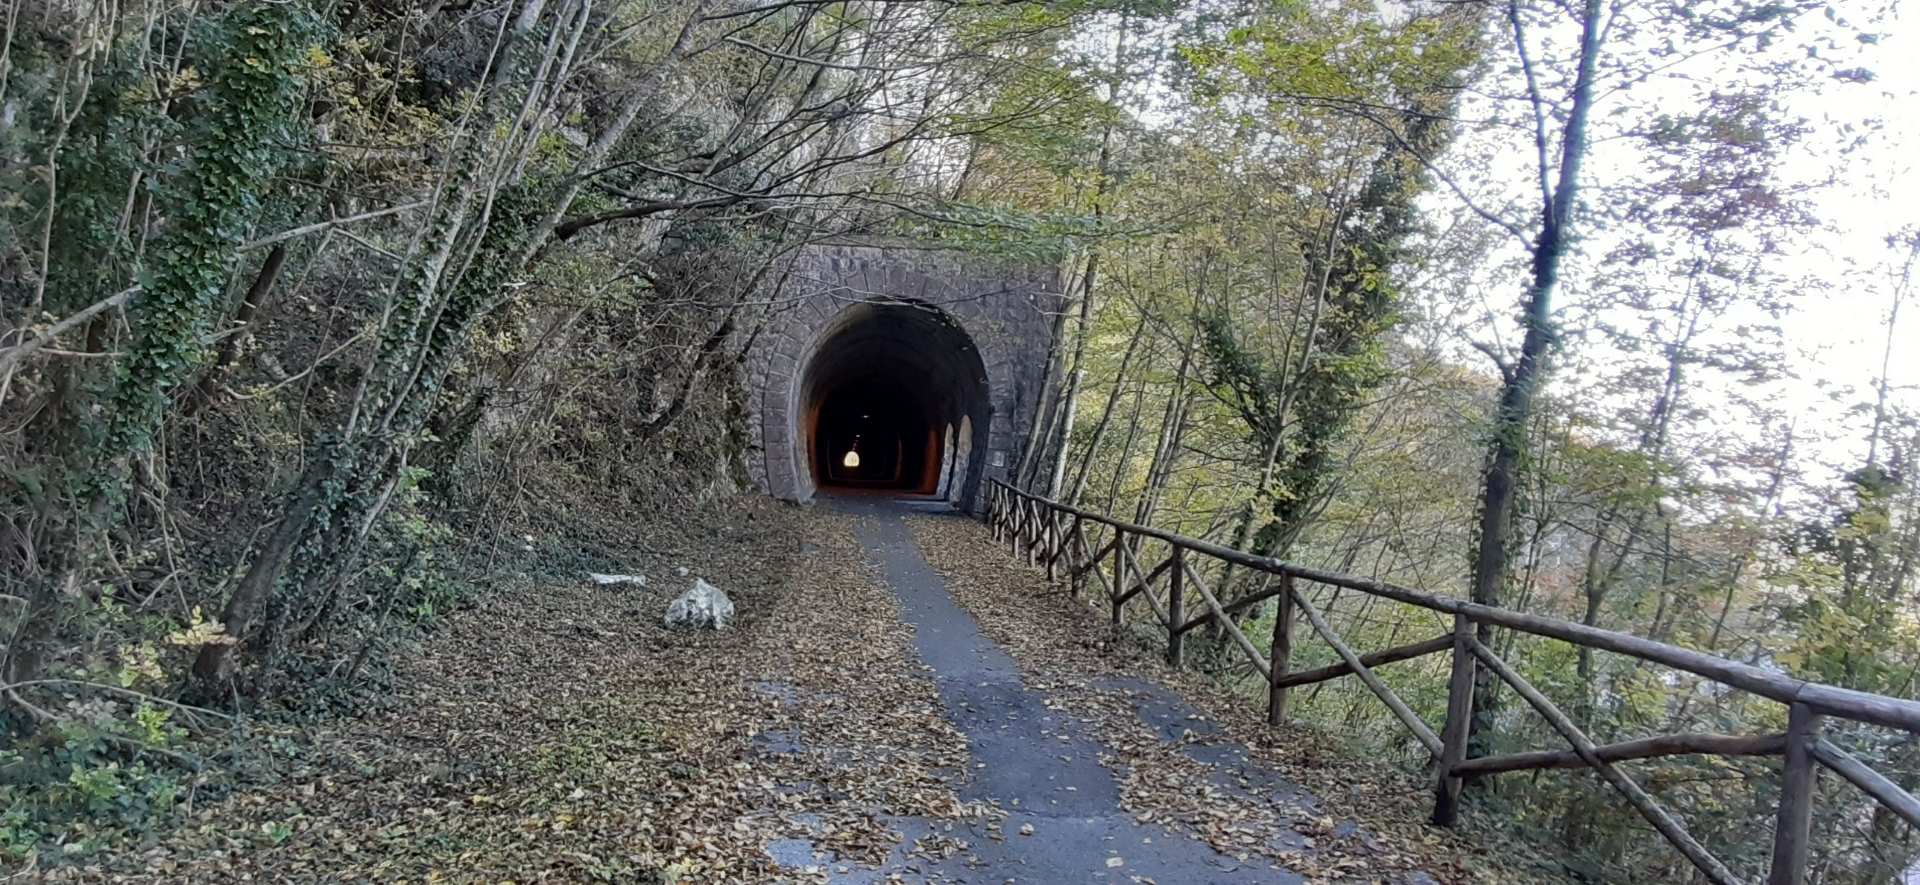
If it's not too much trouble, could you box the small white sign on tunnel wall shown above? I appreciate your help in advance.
[991,450,1005,467]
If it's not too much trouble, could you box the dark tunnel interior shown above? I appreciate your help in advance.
[800,301,989,499]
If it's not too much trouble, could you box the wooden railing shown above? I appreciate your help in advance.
[985,479,1920,885]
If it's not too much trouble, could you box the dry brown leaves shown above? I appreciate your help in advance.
[54,499,990,883]
[906,514,1553,884]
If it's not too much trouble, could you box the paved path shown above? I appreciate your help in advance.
[833,496,1306,883]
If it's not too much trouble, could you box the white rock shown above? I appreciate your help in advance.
[589,573,647,587]
[665,578,734,630]
[674,566,691,577]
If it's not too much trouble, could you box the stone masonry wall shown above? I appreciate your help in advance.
[743,241,1062,512]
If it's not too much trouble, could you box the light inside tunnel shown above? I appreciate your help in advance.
[799,300,989,499]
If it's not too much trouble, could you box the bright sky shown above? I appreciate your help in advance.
[1429,2,1919,492]
[1771,3,1919,464]
[1076,2,1917,493]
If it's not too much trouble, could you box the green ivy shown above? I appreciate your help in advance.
[95,4,323,473]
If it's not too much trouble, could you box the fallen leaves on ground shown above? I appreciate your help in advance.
[53,499,992,883]
[906,514,1560,884]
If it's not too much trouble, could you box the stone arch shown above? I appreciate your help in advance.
[744,242,1061,513]
[796,299,990,501]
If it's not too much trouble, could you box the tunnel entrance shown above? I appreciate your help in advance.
[800,300,989,501]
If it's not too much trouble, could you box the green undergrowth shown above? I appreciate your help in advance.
[0,469,693,868]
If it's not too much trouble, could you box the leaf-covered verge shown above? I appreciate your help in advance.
[904,513,1571,884]
[6,0,1077,861]
[6,0,1913,879]
[28,502,1002,882]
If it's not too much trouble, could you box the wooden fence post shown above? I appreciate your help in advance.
[1029,502,1043,567]
[1067,514,1082,583]
[1268,574,1295,725]
[1432,612,1476,826]
[1768,702,1821,885]
[972,483,1920,880]
[1167,545,1186,669]
[1038,505,1049,567]
[1052,510,1067,579]
[1035,505,1047,570]
[1015,497,1026,560]
[1024,499,1038,566]
[1069,519,1087,599]
[1008,493,1021,555]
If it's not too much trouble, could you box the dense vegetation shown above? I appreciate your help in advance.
[0,0,1912,881]
[994,3,1918,882]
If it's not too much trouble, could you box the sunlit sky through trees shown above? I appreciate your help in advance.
[1070,2,1915,496]
[1402,2,1915,494]
[1768,2,1917,465]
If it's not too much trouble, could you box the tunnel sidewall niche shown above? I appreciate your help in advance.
[746,245,1057,513]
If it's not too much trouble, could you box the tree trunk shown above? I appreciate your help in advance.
[1046,247,1101,498]
[635,307,739,440]
[190,241,291,410]
[1066,311,1148,505]
[192,0,574,687]
[191,455,329,686]
[1468,0,1606,748]
[1104,354,1154,509]
[1016,297,1073,491]
[1135,326,1197,526]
